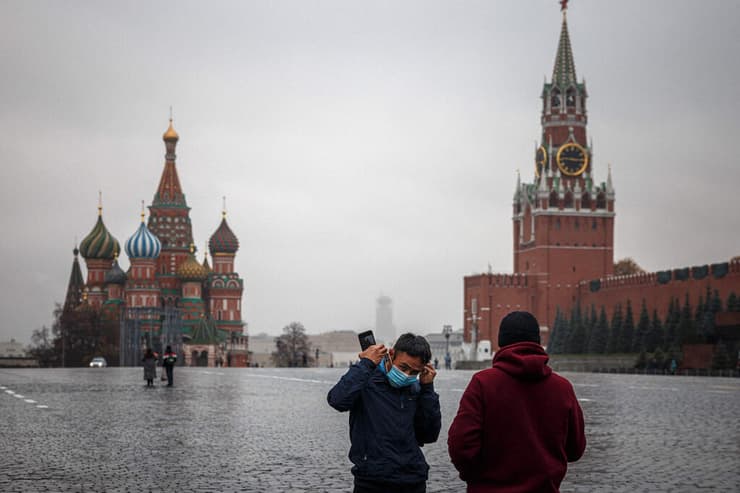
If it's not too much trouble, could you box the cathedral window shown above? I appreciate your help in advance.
[566,88,576,107]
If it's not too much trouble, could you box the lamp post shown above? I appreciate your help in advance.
[315,347,320,367]
[442,325,452,369]
[466,298,481,361]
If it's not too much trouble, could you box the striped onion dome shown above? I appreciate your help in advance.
[209,216,239,254]
[104,256,127,285]
[79,214,120,260]
[177,247,207,282]
[125,220,162,259]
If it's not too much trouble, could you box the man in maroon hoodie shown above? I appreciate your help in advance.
[448,311,586,493]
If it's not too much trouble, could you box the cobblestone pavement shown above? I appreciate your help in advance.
[1,367,738,492]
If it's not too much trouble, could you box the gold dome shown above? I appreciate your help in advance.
[177,246,207,282]
[163,119,179,142]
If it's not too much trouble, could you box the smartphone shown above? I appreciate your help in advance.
[358,330,376,351]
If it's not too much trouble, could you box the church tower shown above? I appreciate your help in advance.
[512,1,615,303]
[207,206,244,335]
[148,119,194,305]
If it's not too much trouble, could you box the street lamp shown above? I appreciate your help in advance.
[315,347,320,367]
[442,325,452,369]
[466,298,481,361]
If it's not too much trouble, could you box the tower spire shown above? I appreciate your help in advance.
[552,2,577,88]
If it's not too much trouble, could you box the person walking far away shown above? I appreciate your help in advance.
[142,348,157,387]
[162,345,177,387]
[448,311,586,493]
[327,333,442,493]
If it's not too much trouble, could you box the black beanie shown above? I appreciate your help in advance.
[498,311,541,348]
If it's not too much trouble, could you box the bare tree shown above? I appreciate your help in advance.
[272,322,313,367]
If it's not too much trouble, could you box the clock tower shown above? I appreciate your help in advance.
[464,1,616,349]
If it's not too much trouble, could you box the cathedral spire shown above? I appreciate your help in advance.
[153,118,187,207]
[64,246,85,310]
[552,3,577,88]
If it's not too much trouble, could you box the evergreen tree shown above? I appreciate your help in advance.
[663,297,679,351]
[587,306,609,354]
[548,308,563,354]
[620,300,635,353]
[711,340,732,370]
[645,308,664,353]
[606,303,623,354]
[633,299,650,353]
[727,292,739,311]
[677,293,697,345]
[653,347,666,370]
[567,303,586,353]
[694,294,707,342]
[584,304,597,353]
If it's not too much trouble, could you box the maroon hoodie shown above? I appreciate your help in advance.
[448,342,586,493]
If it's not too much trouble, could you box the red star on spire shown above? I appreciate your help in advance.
[560,0,568,11]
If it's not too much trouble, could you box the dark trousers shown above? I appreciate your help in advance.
[165,366,174,386]
[353,477,426,493]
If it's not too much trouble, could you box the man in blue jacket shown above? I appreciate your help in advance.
[328,333,441,493]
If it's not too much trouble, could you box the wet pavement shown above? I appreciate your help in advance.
[0,367,738,492]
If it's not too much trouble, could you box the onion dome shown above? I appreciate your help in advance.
[79,206,120,260]
[125,209,162,259]
[104,254,127,285]
[209,213,239,255]
[177,245,207,282]
[163,118,179,142]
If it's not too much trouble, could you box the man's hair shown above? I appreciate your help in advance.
[393,333,432,364]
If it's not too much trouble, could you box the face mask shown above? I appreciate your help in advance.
[379,356,419,388]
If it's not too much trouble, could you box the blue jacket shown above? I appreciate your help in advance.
[327,358,441,484]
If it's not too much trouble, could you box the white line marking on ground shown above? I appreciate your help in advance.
[244,374,335,385]
[578,398,594,402]
[24,399,36,404]
[14,394,24,398]
[36,405,48,409]
[5,390,15,394]
[707,390,731,394]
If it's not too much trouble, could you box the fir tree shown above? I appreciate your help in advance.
[645,308,664,353]
[567,303,586,353]
[548,308,563,354]
[633,299,650,353]
[711,340,732,370]
[606,303,623,354]
[727,292,739,311]
[620,300,635,353]
[663,297,679,351]
[677,293,697,345]
[587,306,609,354]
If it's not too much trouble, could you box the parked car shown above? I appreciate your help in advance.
[89,357,107,368]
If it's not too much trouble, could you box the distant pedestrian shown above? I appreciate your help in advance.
[142,348,157,387]
[444,353,451,370]
[434,357,439,370]
[327,333,441,493]
[448,311,586,492]
[162,346,177,387]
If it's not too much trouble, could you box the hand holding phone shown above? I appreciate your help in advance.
[358,330,376,351]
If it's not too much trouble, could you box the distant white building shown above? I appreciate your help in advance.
[424,330,467,367]
[0,339,26,358]
[375,295,396,344]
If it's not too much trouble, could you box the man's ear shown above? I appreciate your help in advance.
[388,348,395,359]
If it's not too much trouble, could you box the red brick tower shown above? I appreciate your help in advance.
[464,2,614,350]
[207,206,245,335]
[147,119,194,305]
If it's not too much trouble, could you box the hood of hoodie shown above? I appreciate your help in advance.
[492,341,552,381]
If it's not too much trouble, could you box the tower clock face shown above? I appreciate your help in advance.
[556,143,589,176]
[535,145,547,177]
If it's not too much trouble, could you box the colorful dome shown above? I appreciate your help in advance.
[177,246,207,282]
[125,220,162,259]
[79,214,120,260]
[209,216,239,254]
[104,256,127,285]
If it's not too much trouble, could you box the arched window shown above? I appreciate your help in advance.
[551,89,561,108]
[596,192,606,209]
[564,191,574,209]
[566,88,576,107]
[549,190,559,208]
[581,193,591,210]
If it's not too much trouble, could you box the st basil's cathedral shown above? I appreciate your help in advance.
[62,120,248,367]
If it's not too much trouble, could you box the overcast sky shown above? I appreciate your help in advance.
[1,0,739,343]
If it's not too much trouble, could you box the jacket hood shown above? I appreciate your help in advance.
[492,341,552,380]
